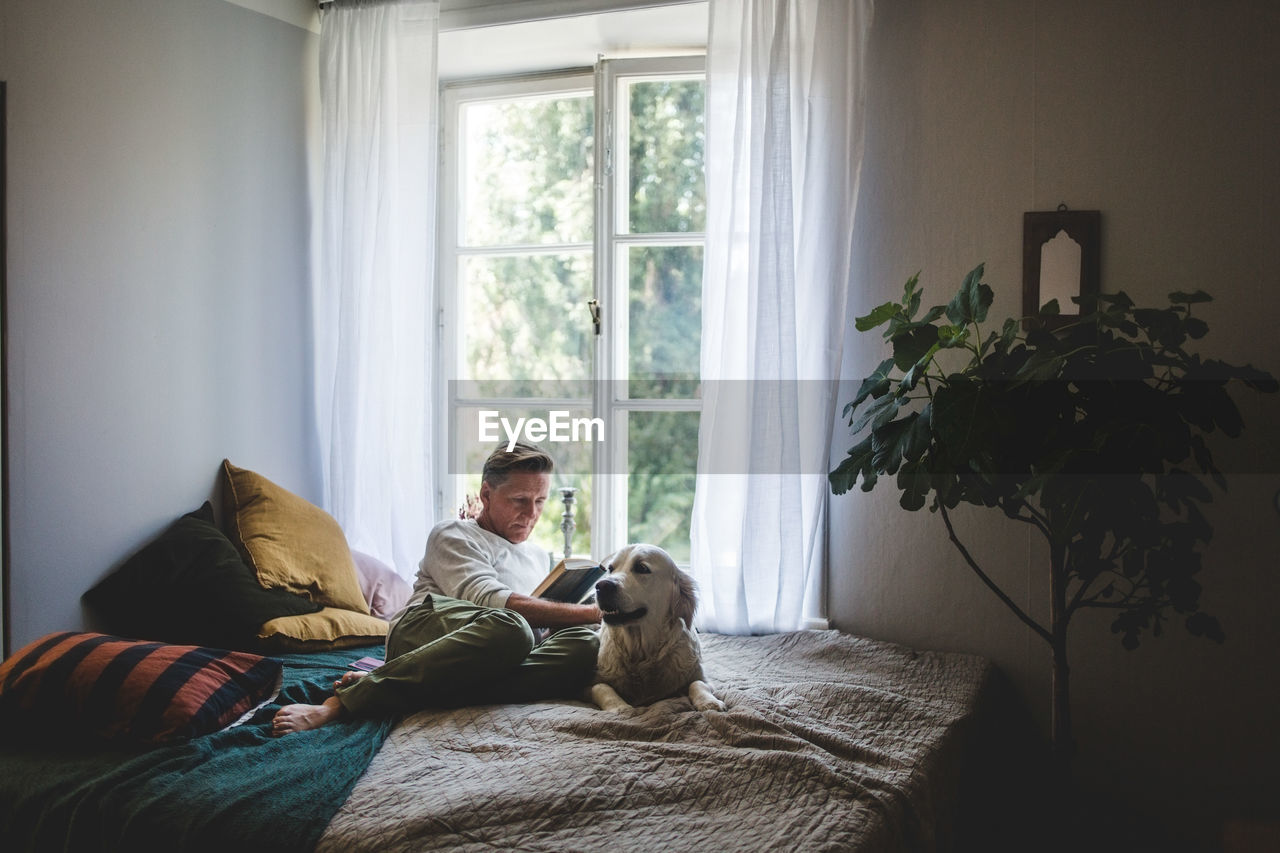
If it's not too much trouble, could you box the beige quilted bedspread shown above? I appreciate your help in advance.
[317,630,995,853]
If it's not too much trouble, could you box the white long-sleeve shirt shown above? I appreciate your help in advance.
[390,519,550,630]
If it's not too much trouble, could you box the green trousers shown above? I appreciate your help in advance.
[335,594,599,716]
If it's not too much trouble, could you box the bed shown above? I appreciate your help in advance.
[319,629,1005,853]
[0,463,1024,852]
[0,629,1009,853]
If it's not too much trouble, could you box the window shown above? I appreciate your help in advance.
[439,57,705,562]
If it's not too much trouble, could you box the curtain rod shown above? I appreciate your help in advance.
[317,0,704,33]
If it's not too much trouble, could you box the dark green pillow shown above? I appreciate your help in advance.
[82,502,321,650]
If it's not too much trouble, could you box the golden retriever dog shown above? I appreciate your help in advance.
[589,544,725,713]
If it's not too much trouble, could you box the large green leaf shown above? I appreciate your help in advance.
[896,460,931,511]
[1238,363,1280,393]
[1185,611,1225,643]
[905,402,933,461]
[899,344,944,394]
[848,392,900,437]
[1012,349,1063,384]
[1098,291,1136,310]
[845,357,896,416]
[930,380,995,464]
[871,413,917,474]
[919,305,947,325]
[856,301,902,332]
[871,404,933,475]
[945,264,993,326]
[936,324,969,349]
[1180,377,1244,437]
[996,318,1020,354]
[892,325,940,371]
[1134,307,1185,349]
[1184,317,1209,340]
[1156,469,1213,512]
[903,273,922,320]
[1187,432,1219,476]
[828,435,875,495]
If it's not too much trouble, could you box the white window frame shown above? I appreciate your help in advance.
[594,56,705,558]
[436,69,596,532]
[436,56,705,561]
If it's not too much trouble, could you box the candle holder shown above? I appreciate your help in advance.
[558,487,577,561]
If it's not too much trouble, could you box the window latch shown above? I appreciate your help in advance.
[587,299,602,335]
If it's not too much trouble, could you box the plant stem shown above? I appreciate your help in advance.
[1050,541,1074,774]
[1002,502,1050,538]
[939,502,1073,773]
[937,504,1052,646]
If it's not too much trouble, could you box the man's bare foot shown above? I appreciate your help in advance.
[271,695,345,735]
[333,670,368,690]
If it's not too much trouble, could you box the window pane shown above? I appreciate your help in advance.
[462,94,593,246]
[450,405,596,559]
[460,253,592,394]
[627,245,702,399]
[625,411,698,563]
[626,79,705,234]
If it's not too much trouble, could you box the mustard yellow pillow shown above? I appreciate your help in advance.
[256,607,389,653]
[220,460,369,614]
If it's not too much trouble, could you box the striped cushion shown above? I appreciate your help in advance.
[0,632,283,744]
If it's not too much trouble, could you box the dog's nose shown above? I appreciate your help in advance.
[595,578,618,607]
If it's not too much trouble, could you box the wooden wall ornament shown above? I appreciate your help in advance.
[1022,205,1101,325]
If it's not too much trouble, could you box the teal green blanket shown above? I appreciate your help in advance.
[0,646,393,853]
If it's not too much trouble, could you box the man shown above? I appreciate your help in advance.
[272,443,601,734]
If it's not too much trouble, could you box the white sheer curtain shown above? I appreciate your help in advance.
[314,0,439,576]
[691,0,873,633]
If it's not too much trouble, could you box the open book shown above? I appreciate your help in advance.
[532,557,606,603]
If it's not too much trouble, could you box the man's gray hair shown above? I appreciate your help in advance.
[481,443,554,487]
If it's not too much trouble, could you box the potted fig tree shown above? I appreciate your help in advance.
[829,264,1277,767]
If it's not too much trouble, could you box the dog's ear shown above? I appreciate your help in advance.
[672,569,698,627]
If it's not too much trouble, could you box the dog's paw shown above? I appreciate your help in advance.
[689,680,725,712]
[590,683,634,713]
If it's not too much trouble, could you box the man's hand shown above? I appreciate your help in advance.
[505,593,602,629]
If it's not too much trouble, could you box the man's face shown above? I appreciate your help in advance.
[477,470,550,544]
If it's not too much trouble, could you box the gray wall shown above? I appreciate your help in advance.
[0,0,320,649]
[831,0,1280,842]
